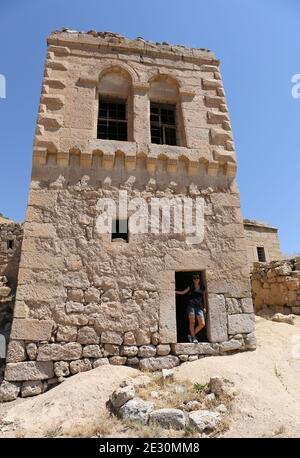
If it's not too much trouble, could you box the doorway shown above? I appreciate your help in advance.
[175,270,208,343]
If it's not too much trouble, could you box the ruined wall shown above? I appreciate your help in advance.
[0,276,14,383]
[1,30,255,400]
[0,219,23,388]
[0,217,23,288]
[252,258,300,314]
[244,220,281,270]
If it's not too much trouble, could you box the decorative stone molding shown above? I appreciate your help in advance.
[32,144,237,177]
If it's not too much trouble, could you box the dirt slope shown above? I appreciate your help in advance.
[175,315,300,437]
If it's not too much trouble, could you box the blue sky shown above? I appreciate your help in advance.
[0,0,299,254]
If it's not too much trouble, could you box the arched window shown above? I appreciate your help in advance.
[149,75,185,146]
[97,68,133,141]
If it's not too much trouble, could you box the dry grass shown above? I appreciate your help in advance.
[273,425,286,437]
[135,376,209,410]
[48,374,232,438]
[63,412,121,438]
[44,425,63,438]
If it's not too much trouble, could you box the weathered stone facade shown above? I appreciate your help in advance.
[0,214,23,288]
[1,30,256,399]
[244,219,281,270]
[252,258,300,314]
[0,215,23,387]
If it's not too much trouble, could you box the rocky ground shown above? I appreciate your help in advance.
[0,315,300,438]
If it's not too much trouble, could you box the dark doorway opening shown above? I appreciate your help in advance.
[175,270,208,343]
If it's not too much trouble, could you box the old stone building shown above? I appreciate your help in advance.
[243,219,282,270]
[1,30,256,399]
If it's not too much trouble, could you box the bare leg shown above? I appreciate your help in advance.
[194,315,205,335]
[188,314,196,337]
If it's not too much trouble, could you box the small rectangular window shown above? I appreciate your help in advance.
[150,102,177,146]
[97,99,127,141]
[257,246,266,262]
[7,240,14,250]
[111,219,129,242]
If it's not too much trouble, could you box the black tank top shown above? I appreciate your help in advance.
[188,287,204,309]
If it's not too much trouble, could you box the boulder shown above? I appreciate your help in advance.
[189,410,221,432]
[119,398,154,424]
[271,313,295,325]
[150,408,186,430]
[183,400,202,412]
[110,385,135,409]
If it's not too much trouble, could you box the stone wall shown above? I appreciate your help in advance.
[251,258,300,314]
[0,276,14,383]
[1,30,255,400]
[243,219,281,270]
[0,216,23,288]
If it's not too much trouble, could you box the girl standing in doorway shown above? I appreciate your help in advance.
[175,273,206,343]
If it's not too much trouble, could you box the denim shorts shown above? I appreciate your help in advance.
[186,305,204,317]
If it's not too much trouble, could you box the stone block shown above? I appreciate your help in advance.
[5,361,54,381]
[56,325,78,342]
[0,381,20,402]
[54,361,70,377]
[10,319,53,341]
[77,326,99,344]
[156,344,171,356]
[21,381,43,398]
[109,356,127,365]
[120,346,138,357]
[101,330,123,345]
[70,359,92,374]
[93,358,109,368]
[228,314,255,334]
[138,345,156,357]
[171,343,219,356]
[37,343,82,361]
[241,297,254,313]
[219,339,242,352]
[206,294,228,342]
[26,343,38,361]
[139,355,180,372]
[6,340,26,363]
[82,345,102,358]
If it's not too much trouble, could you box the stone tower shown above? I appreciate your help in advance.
[2,30,255,398]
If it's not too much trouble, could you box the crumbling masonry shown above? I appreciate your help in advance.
[1,30,256,400]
